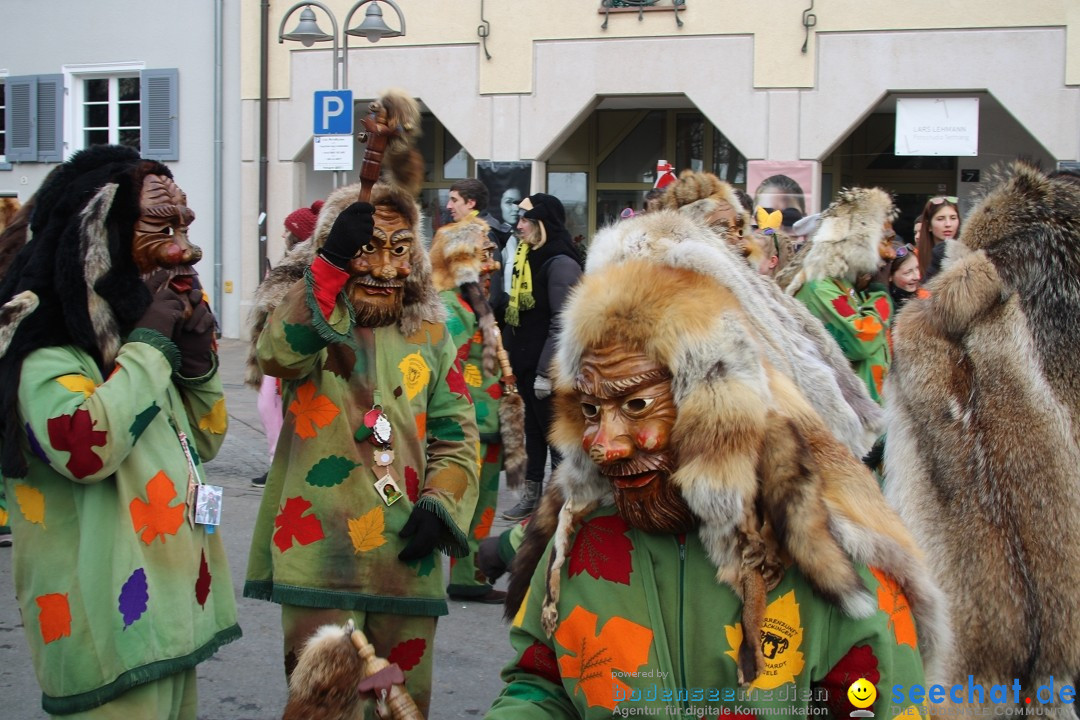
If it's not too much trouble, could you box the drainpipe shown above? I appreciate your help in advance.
[213,0,224,315]
[258,0,270,280]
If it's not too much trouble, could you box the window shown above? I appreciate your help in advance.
[82,76,141,150]
[3,75,64,163]
[70,68,178,161]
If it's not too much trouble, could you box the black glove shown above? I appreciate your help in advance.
[476,536,508,582]
[135,271,187,338]
[398,505,442,562]
[175,288,217,377]
[320,201,375,269]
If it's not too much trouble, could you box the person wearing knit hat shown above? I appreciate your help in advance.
[284,200,324,245]
[501,192,583,521]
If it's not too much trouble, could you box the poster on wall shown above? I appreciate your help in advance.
[477,161,532,226]
[746,161,814,218]
[895,97,979,156]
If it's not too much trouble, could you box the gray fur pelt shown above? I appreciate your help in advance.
[884,161,1080,700]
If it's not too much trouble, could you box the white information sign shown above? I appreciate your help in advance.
[895,98,979,156]
[314,135,354,171]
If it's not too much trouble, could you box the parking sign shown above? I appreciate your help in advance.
[313,90,353,136]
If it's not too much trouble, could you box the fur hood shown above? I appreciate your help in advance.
[885,162,1080,690]
[245,181,443,388]
[429,215,490,291]
[781,187,897,295]
[535,209,946,683]
[660,170,749,239]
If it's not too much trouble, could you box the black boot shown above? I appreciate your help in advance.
[501,481,541,521]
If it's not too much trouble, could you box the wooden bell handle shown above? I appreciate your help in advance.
[349,627,424,720]
[491,324,517,392]
[355,100,400,203]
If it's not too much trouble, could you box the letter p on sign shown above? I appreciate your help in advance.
[313,90,353,135]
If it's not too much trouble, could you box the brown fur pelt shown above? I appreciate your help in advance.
[497,388,525,489]
[504,481,565,621]
[0,197,19,236]
[659,170,749,240]
[373,88,423,199]
[523,211,948,683]
[0,198,33,281]
[282,624,366,720]
[885,162,1080,697]
[781,186,897,295]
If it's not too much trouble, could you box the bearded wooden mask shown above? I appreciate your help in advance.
[575,343,697,534]
[345,205,413,327]
[132,173,201,277]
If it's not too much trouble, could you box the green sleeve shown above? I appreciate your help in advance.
[17,342,177,483]
[796,279,892,362]
[486,542,579,720]
[173,358,228,464]
[440,289,477,351]
[255,270,352,382]
[418,326,480,557]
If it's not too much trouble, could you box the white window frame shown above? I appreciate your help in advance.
[62,61,145,160]
[0,70,8,165]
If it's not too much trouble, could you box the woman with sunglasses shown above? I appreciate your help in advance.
[915,195,962,282]
[888,242,929,311]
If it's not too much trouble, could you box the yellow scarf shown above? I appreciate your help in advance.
[506,239,535,326]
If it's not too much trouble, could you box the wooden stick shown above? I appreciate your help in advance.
[348,625,424,720]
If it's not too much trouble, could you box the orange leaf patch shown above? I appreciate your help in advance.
[871,567,917,648]
[289,381,339,439]
[37,593,72,644]
[129,471,186,544]
[554,605,652,710]
[473,507,495,540]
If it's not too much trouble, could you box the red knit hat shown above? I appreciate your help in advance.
[284,200,324,242]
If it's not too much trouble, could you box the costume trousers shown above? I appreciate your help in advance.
[448,442,503,594]
[281,604,436,718]
[51,668,197,720]
[518,369,562,485]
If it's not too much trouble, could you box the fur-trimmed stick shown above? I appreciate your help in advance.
[347,621,423,720]
[355,89,422,203]
[492,323,526,488]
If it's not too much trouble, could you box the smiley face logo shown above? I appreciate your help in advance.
[848,678,877,709]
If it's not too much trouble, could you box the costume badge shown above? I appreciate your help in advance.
[374,470,404,507]
[374,448,395,467]
[194,484,224,532]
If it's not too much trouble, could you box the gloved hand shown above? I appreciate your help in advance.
[175,287,217,377]
[476,536,508,582]
[533,374,553,400]
[135,270,187,338]
[398,505,442,562]
[320,201,375,269]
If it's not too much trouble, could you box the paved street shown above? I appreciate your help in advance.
[0,338,519,719]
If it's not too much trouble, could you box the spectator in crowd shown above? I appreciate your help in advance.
[447,178,513,322]
[914,195,961,283]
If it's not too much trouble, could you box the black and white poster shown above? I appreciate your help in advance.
[477,161,532,226]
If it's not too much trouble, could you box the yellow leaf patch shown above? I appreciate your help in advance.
[56,374,97,398]
[14,483,46,527]
[198,397,228,434]
[398,353,431,400]
[463,364,482,388]
[724,590,805,689]
[348,506,387,553]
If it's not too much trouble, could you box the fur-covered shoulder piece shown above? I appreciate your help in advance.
[429,215,489,291]
[782,187,897,295]
[537,210,946,682]
[659,170,749,238]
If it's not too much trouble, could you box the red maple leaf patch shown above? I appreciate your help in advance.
[195,549,212,606]
[273,496,325,553]
[831,296,856,318]
[47,408,107,478]
[818,644,880,718]
[485,383,503,401]
[568,514,634,585]
[387,637,427,671]
[445,364,472,403]
[405,466,420,502]
[518,640,561,686]
[874,296,892,322]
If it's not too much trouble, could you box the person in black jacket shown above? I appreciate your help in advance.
[447,179,513,321]
[501,193,583,520]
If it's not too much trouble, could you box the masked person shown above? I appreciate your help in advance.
[244,172,480,715]
[487,209,944,719]
[429,215,526,604]
[0,145,239,718]
[501,193,583,521]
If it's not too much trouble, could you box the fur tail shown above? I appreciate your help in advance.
[504,483,564,621]
[0,291,39,358]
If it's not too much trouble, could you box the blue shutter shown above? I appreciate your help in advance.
[4,76,36,161]
[35,74,64,162]
[140,68,178,161]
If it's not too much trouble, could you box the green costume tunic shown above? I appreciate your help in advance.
[488,506,926,720]
[5,336,239,715]
[244,273,479,617]
[795,278,893,404]
[440,289,506,595]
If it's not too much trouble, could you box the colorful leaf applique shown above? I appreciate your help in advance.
[129,471,186,544]
[518,640,562,686]
[324,344,357,381]
[852,316,883,342]
[399,353,431,400]
[831,296,856,318]
[463,364,483,388]
[445,365,471,402]
[0,506,7,527]
[474,507,495,540]
[55,374,96,398]
[274,496,325,552]
[428,416,465,442]
[47,408,107,478]
[289,382,339,439]
[199,397,228,434]
[348,506,387,553]
[26,423,50,465]
[405,553,436,577]
[404,466,420,502]
[387,637,426,671]
[871,567,917,648]
[513,587,531,628]
[724,590,806,689]
[485,383,503,401]
[118,568,149,629]
[445,312,466,338]
[37,593,71,644]
[129,402,161,441]
[14,483,46,527]
[819,644,880,718]
[306,455,359,488]
[284,321,325,355]
[568,514,634,585]
[195,550,212,606]
[414,413,426,439]
[874,296,892,322]
[553,605,653,710]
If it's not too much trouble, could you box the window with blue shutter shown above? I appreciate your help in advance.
[140,68,178,161]
[4,76,36,162]
[35,75,64,162]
